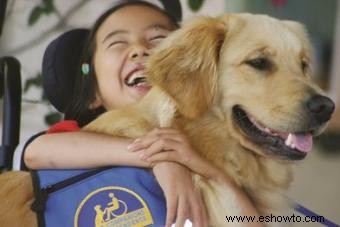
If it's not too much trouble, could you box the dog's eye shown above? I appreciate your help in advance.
[246,58,273,71]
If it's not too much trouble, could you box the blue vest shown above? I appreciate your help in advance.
[31,167,166,227]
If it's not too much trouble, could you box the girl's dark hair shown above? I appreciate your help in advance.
[65,1,180,126]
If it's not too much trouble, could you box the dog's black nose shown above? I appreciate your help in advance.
[306,95,335,124]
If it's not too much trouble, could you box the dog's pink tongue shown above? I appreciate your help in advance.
[286,133,313,153]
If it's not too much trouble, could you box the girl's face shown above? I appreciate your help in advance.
[93,5,175,110]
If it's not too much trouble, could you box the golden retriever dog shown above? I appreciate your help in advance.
[0,13,335,226]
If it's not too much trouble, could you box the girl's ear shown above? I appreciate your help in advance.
[146,16,227,119]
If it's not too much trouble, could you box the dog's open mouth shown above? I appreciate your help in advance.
[232,106,313,160]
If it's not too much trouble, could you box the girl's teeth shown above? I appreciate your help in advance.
[127,72,144,84]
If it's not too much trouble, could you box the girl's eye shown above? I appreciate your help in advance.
[107,40,127,48]
[149,35,166,42]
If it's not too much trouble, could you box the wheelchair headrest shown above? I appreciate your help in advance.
[42,0,182,116]
[42,29,89,113]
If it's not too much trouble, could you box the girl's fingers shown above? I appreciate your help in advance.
[139,138,179,159]
[126,135,159,151]
[191,189,208,227]
[144,142,217,179]
[145,151,178,163]
[165,194,178,227]
[190,198,202,227]
[127,128,186,151]
[174,197,189,227]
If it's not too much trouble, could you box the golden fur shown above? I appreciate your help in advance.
[0,13,333,226]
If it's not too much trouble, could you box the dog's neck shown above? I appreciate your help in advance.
[174,109,293,214]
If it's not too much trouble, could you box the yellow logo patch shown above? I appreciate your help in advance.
[74,186,153,227]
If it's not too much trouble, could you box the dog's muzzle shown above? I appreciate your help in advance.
[232,97,335,161]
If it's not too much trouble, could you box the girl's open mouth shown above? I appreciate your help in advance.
[124,70,149,87]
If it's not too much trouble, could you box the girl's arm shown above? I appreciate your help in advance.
[24,129,209,226]
[24,131,150,169]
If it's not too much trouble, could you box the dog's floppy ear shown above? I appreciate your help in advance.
[146,16,227,118]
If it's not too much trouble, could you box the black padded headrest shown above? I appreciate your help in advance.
[42,29,89,113]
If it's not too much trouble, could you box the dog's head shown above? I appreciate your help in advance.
[146,13,335,161]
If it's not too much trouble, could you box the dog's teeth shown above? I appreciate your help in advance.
[285,133,297,149]
[265,128,271,133]
[285,140,289,146]
[285,133,293,146]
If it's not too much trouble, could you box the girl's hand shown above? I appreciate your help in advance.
[152,162,208,227]
[128,128,195,163]
[127,128,224,182]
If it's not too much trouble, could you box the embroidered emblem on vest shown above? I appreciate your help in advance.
[74,186,153,227]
